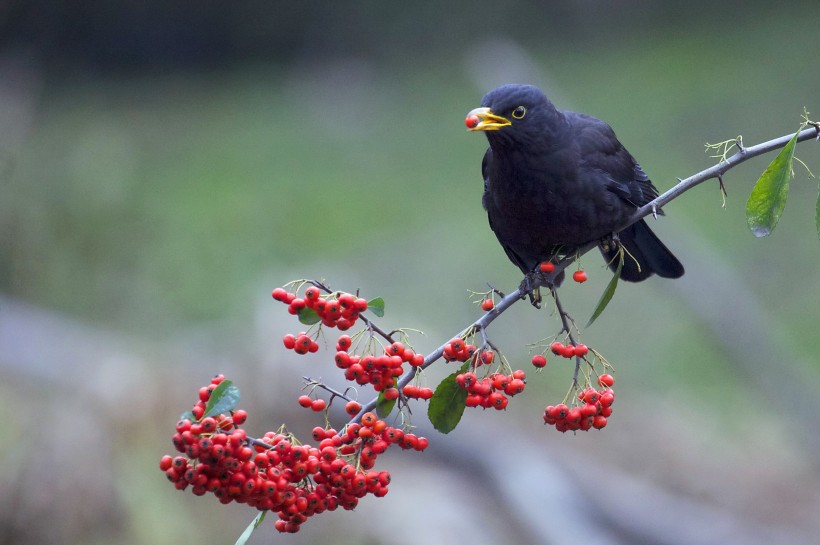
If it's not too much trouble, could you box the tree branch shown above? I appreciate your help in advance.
[347,125,819,426]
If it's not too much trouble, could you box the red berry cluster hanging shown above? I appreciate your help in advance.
[441,337,495,367]
[272,286,368,331]
[160,376,429,534]
[333,339,424,397]
[456,369,527,410]
[543,374,615,432]
[550,341,589,359]
[164,278,627,543]
[442,337,477,362]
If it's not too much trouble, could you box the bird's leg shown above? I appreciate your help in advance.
[600,233,620,254]
[519,272,542,308]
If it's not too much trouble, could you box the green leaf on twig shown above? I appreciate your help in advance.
[586,251,623,327]
[746,129,799,237]
[428,363,469,433]
[367,297,385,317]
[375,390,396,418]
[235,511,266,545]
[297,306,321,325]
[203,380,240,419]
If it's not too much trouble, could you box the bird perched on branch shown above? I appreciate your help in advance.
[466,84,684,286]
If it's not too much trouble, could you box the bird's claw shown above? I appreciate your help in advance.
[519,272,543,308]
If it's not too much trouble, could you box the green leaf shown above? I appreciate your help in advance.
[235,511,266,545]
[586,253,623,327]
[179,410,194,422]
[746,129,799,237]
[428,363,469,434]
[375,391,396,418]
[367,297,385,318]
[297,306,321,325]
[203,380,240,419]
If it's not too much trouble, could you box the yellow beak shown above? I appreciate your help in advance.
[465,107,512,131]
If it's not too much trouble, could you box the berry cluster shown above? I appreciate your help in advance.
[161,376,428,534]
[442,337,497,367]
[543,374,615,432]
[456,369,527,410]
[402,384,434,400]
[272,286,368,331]
[550,341,589,359]
[334,338,424,398]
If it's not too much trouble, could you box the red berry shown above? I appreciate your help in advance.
[383,388,399,401]
[561,344,576,358]
[338,292,355,309]
[481,298,494,311]
[505,379,525,396]
[418,387,433,400]
[272,287,288,301]
[311,399,326,412]
[550,341,564,355]
[232,409,247,425]
[361,412,378,427]
[403,384,419,398]
[599,391,615,407]
[574,343,589,357]
[531,354,547,368]
[539,261,556,273]
[592,415,608,429]
[572,270,588,283]
[337,335,352,350]
[345,400,361,416]
[598,373,615,387]
[283,334,296,350]
[297,395,313,408]
[465,113,480,129]
[159,455,173,471]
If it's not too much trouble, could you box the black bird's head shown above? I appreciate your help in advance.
[466,84,563,147]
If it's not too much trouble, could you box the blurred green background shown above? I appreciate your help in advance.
[2,2,820,544]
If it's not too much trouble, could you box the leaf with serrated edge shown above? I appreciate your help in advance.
[297,306,321,325]
[375,391,396,418]
[746,130,799,237]
[203,380,240,419]
[235,511,266,545]
[428,363,469,434]
[368,297,385,317]
[586,253,623,327]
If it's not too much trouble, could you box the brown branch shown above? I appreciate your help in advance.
[346,125,820,426]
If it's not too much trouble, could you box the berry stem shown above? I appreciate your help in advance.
[302,376,355,403]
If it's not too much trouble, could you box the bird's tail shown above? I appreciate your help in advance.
[600,220,684,282]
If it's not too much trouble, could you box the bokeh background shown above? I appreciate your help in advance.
[2,1,820,544]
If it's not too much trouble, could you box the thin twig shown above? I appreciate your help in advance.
[346,126,820,427]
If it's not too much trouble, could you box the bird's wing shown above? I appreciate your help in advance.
[481,147,532,272]
[571,112,660,209]
[481,147,492,208]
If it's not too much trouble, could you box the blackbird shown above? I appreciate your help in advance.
[466,84,684,284]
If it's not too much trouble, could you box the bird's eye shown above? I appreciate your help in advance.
[512,106,526,119]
